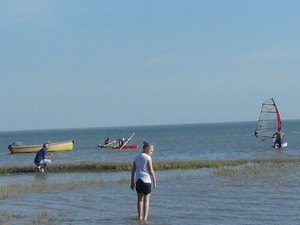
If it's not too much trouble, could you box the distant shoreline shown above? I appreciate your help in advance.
[2,119,300,133]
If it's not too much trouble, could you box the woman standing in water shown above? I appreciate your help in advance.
[131,141,157,221]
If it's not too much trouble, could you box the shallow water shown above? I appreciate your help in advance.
[1,121,300,224]
[1,165,300,225]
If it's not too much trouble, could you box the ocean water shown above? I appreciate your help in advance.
[0,120,300,224]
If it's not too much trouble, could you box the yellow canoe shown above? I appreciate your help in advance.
[8,139,74,154]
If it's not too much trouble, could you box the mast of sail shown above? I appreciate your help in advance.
[272,98,282,131]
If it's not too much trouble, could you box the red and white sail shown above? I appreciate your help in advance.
[254,98,282,142]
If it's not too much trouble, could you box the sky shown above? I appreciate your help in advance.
[1,0,300,131]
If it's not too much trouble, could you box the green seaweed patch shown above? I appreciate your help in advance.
[0,178,116,200]
[0,157,300,175]
[24,210,64,225]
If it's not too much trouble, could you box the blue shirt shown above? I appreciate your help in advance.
[34,147,47,164]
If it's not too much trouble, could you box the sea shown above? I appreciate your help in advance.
[0,120,300,225]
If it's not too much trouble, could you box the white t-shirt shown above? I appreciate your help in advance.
[134,152,152,183]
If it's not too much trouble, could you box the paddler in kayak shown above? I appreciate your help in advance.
[104,137,111,145]
[118,138,127,147]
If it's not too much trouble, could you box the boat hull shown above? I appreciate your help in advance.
[98,143,138,150]
[8,140,74,154]
[112,144,138,149]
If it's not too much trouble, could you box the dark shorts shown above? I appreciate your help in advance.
[136,178,152,195]
[276,138,282,145]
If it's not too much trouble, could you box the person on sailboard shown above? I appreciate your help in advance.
[34,143,53,172]
[272,129,284,148]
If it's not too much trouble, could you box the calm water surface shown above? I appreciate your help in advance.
[0,121,300,224]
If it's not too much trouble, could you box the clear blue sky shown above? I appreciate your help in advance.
[1,0,300,131]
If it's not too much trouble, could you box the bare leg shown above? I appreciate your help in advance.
[143,194,151,221]
[137,193,144,221]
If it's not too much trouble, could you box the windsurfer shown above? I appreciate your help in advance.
[272,129,284,148]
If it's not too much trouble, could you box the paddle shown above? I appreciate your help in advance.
[98,140,117,148]
[119,132,135,150]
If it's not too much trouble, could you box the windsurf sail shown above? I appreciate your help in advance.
[253,98,282,142]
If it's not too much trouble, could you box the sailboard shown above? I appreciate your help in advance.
[119,132,135,150]
[253,98,287,147]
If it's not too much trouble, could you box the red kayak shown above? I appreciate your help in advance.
[97,133,137,150]
[111,143,138,150]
